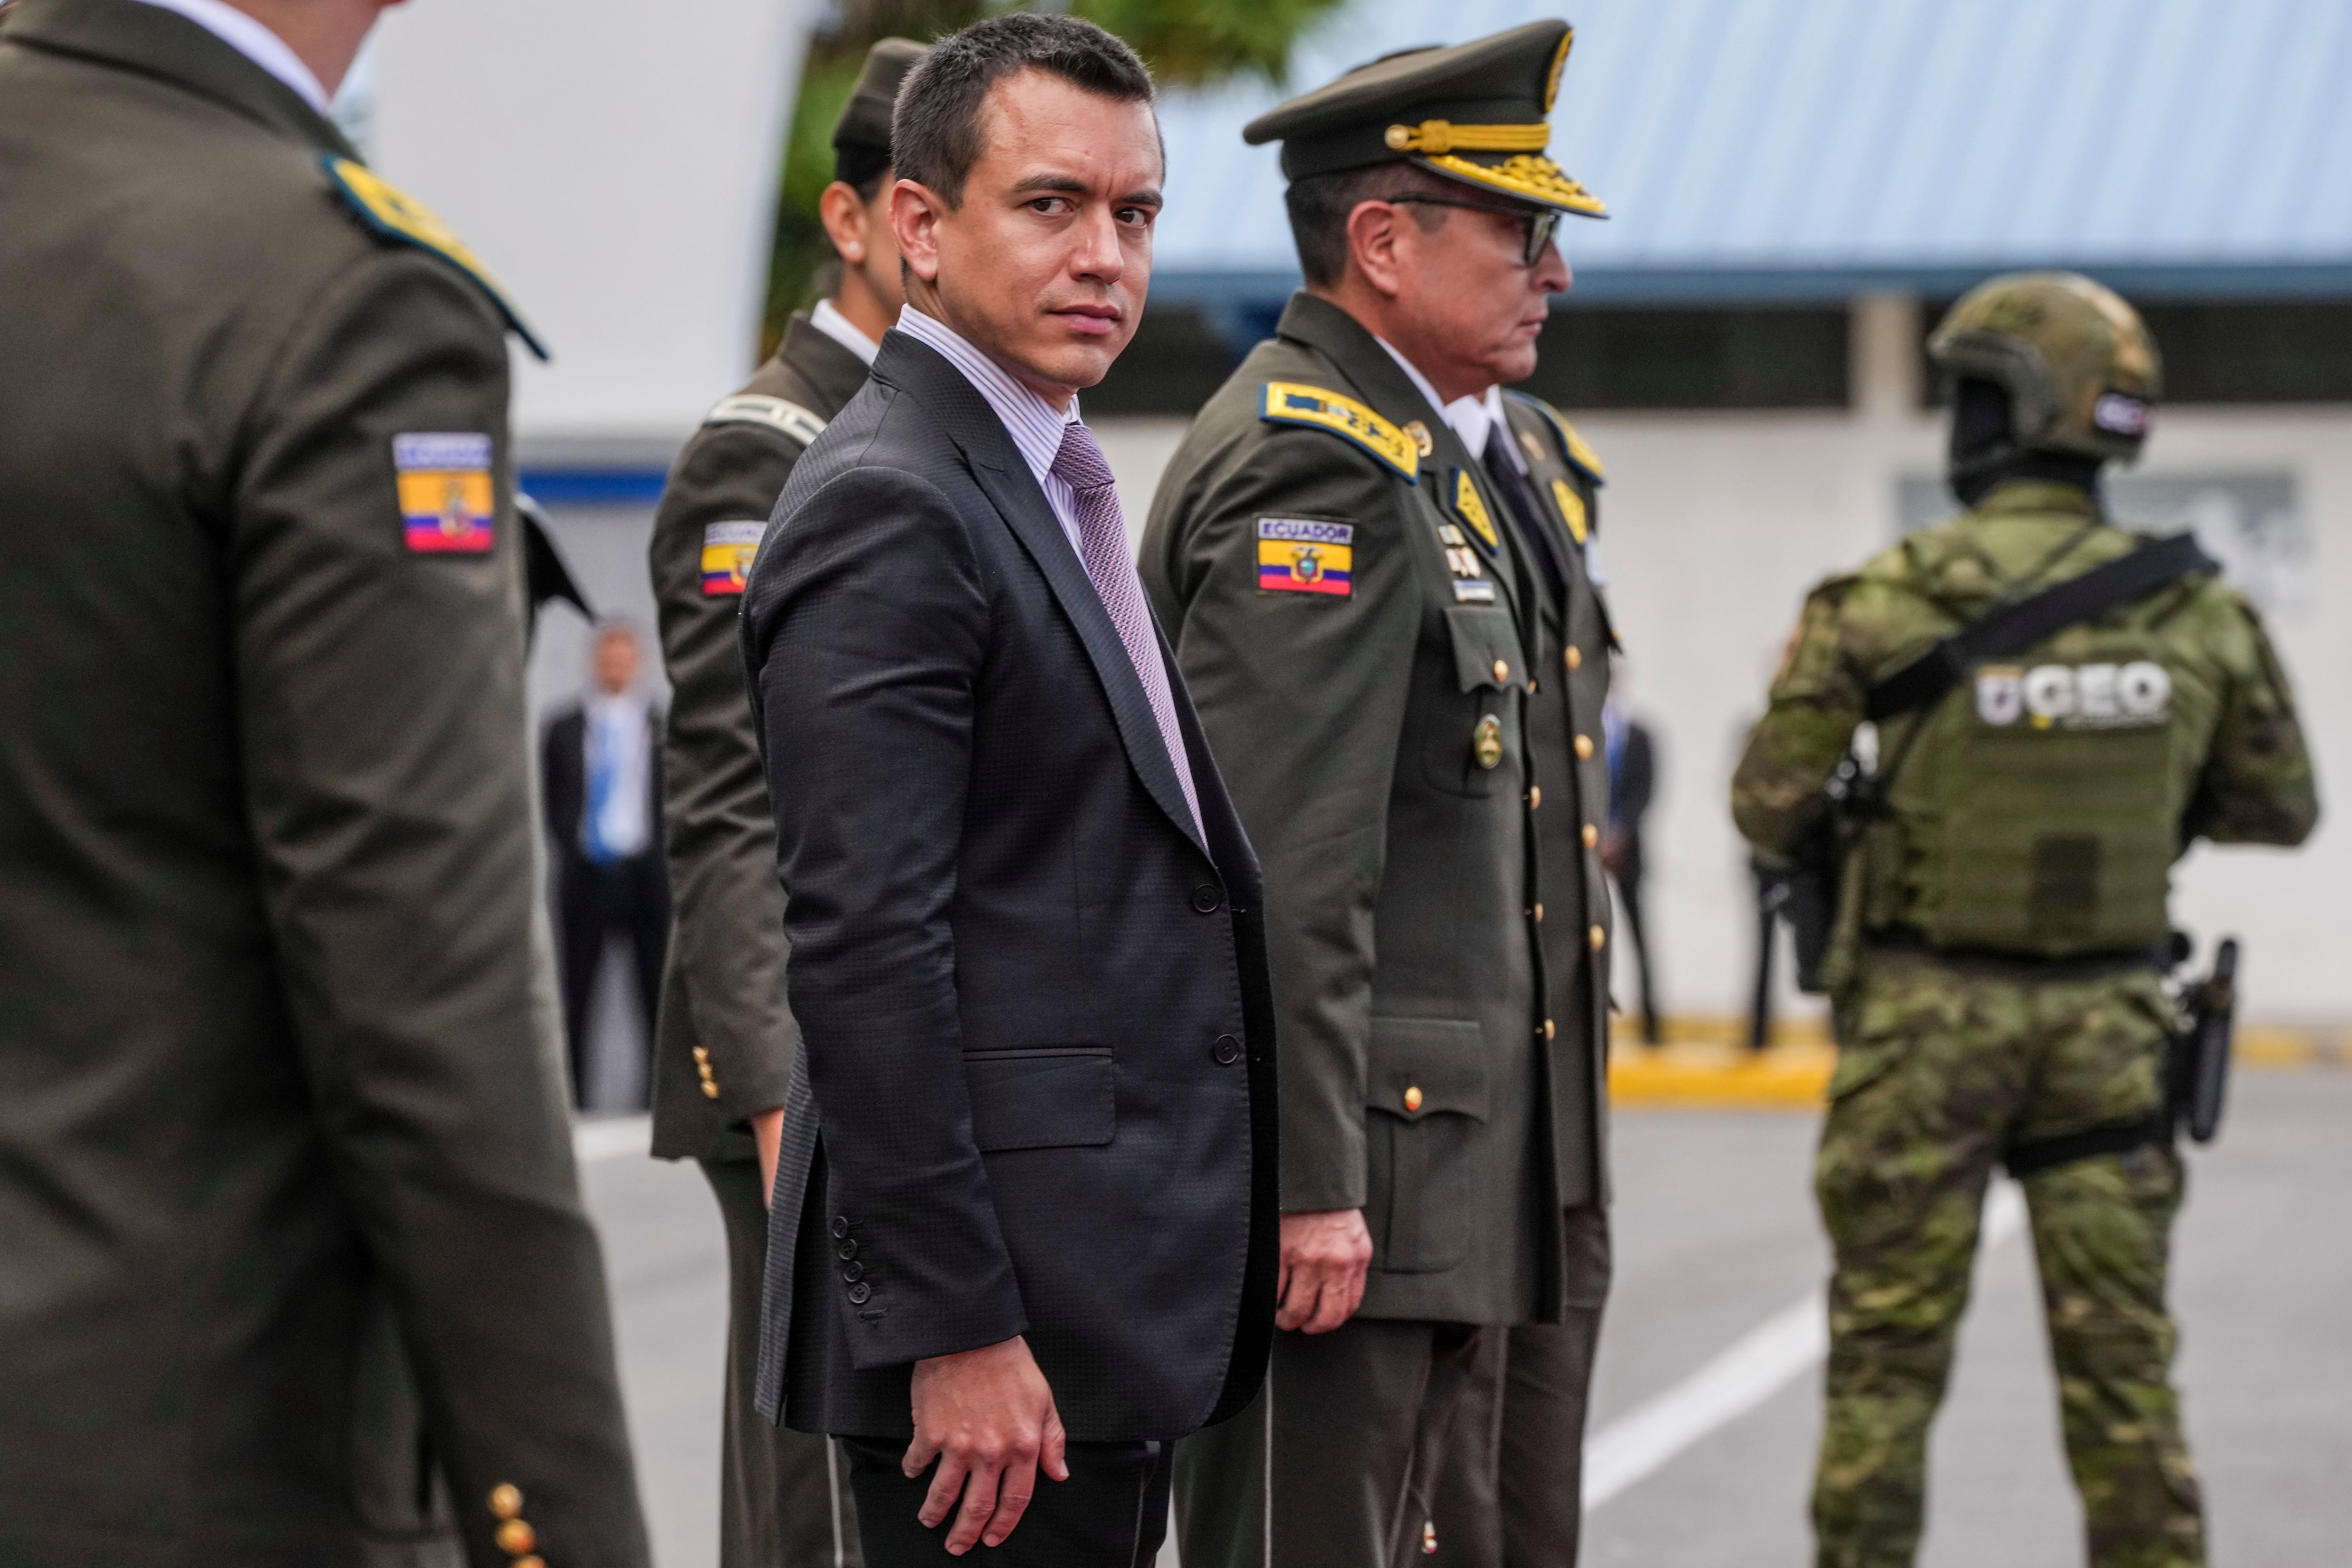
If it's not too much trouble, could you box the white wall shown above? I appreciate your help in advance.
[366,0,811,445]
[1093,298,2352,1027]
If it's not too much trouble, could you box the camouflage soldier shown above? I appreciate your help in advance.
[1733,271,2318,1568]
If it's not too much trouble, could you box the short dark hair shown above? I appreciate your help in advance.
[1284,163,1455,287]
[891,13,1155,209]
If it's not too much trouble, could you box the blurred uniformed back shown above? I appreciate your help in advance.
[644,34,926,1568]
[0,2,648,1564]
[1733,271,2318,1568]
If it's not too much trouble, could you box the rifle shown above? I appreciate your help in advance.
[1754,754,1871,996]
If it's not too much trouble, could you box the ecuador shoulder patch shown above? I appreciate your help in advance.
[700,521,765,596]
[394,433,495,554]
[1256,518,1353,597]
[323,157,548,361]
[1260,383,1419,481]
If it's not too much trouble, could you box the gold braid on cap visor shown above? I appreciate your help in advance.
[1422,152,1607,216]
[1384,119,1551,154]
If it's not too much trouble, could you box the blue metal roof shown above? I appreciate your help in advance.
[1151,0,2352,304]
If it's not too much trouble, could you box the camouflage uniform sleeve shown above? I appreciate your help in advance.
[1732,575,1866,859]
[647,421,805,1143]
[2186,592,2319,846]
[1143,426,1421,1215]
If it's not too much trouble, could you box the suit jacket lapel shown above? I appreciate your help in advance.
[874,334,1210,857]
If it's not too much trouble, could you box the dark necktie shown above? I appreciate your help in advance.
[1482,422,1570,607]
[1049,421,1205,839]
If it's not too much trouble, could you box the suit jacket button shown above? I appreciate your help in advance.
[847,1281,872,1305]
[836,1237,858,1261]
[842,1260,864,1282]
[1192,883,1224,913]
[1211,1034,1243,1066]
[831,1217,850,1240]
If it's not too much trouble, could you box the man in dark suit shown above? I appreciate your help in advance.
[1604,700,1661,1044]
[0,1,648,1563]
[741,15,1277,1563]
[542,621,670,1107]
[645,38,926,1567]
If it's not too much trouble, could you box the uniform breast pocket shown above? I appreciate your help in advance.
[1363,1017,1490,1274]
[1423,604,1523,797]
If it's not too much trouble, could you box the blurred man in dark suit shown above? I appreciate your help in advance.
[1604,698,1661,1043]
[543,621,669,1107]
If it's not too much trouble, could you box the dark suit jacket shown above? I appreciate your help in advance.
[741,330,1278,1443]
[541,700,665,868]
[1608,720,1655,885]
[646,315,871,1160]
[0,3,648,1563]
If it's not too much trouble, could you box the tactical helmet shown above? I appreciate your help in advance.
[1927,271,2163,465]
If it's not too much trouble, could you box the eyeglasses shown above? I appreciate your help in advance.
[1383,193,1562,268]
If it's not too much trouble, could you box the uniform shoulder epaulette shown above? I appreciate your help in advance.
[321,157,548,361]
[1506,390,1604,485]
[701,394,827,448]
[1260,382,1419,482]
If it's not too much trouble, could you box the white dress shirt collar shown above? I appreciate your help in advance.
[131,0,332,115]
[894,306,1089,556]
[809,299,881,367]
[1375,338,1524,474]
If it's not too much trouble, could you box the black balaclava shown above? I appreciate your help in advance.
[1947,376,2104,508]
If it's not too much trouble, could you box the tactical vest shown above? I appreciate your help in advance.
[1861,549,2221,958]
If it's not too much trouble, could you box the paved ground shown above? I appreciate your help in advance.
[581,1067,2352,1567]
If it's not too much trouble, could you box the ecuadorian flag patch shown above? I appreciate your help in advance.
[394,433,494,553]
[700,521,765,596]
[1257,518,1353,596]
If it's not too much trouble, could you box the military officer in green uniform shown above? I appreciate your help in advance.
[0,1,651,1565]
[1143,23,1617,1567]
[644,36,925,1568]
[1733,272,2318,1568]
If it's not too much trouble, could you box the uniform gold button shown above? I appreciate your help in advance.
[495,1520,536,1555]
[1403,1085,1423,1112]
[1527,678,1539,694]
[1543,1019,1557,1041]
[1529,786,1542,809]
[1583,823,1599,848]
[515,1559,546,1568]
[1589,924,1607,951]
[692,1046,708,1063]
[700,1079,720,1099]
[1565,645,1582,671]
[1492,658,1510,684]
[1532,902,1544,923]
[1574,734,1594,760]
[488,1485,523,1520]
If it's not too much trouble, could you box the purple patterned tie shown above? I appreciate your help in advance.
[1051,421,1204,839]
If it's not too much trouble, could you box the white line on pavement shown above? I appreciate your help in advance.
[1583,1180,2028,1511]
[574,1112,652,1164]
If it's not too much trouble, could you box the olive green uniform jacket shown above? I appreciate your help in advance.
[644,318,871,1568]
[647,316,870,1160]
[0,4,648,1564]
[1143,292,1613,1327]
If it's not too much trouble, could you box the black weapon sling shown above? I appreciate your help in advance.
[1865,531,2217,722]
[1859,531,2220,1178]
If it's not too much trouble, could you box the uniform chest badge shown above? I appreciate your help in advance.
[1402,420,1436,459]
[1472,713,1505,770]
[1257,518,1354,596]
[394,433,494,553]
[700,521,765,596]
[1450,469,1500,549]
[1549,478,1590,545]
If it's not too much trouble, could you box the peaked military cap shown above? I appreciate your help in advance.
[1243,19,1604,218]
[832,36,929,183]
